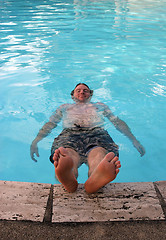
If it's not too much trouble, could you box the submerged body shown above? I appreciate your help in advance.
[49,102,119,164]
[51,102,108,129]
[30,83,145,193]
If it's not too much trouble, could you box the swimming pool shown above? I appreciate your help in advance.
[0,0,166,184]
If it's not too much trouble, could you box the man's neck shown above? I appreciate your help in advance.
[73,97,91,104]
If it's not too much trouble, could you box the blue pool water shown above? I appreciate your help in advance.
[0,0,166,184]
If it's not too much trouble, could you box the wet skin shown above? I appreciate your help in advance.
[30,84,145,193]
[53,147,121,193]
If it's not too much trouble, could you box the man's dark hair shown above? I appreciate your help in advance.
[71,83,93,96]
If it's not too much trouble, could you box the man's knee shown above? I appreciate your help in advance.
[65,147,80,176]
[87,147,108,176]
[88,147,107,158]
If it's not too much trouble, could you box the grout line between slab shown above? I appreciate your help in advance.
[153,182,166,220]
[43,185,54,223]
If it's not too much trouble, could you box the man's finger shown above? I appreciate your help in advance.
[35,148,39,157]
[32,156,37,162]
[140,148,145,157]
[30,151,38,162]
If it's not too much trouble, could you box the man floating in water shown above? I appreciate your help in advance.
[30,83,145,193]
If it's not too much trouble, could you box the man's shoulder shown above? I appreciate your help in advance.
[93,102,108,108]
[58,103,72,109]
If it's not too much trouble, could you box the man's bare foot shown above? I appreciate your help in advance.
[53,147,78,193]
[84,152,121,194]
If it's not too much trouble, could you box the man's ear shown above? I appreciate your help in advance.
[71,90,74,96]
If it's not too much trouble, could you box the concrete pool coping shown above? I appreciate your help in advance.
[0,180,166,239]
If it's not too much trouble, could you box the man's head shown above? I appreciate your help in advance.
[71,83,93,103]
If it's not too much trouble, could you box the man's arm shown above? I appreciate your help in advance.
[103,104,145,156]
[30,108,63,162]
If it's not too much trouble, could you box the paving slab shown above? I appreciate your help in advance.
[52,182,165,222]
[0,181,51,222]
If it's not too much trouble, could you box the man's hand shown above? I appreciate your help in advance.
[133,139,145,157]
[30,141,39,162]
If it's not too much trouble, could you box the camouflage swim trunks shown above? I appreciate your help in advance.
[49,127,119,165]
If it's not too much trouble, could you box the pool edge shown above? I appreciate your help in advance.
[0,180,166,222]
[0,180,166,239]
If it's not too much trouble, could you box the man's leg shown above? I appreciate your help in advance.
[84,147,121,194]
[53,147,80,193]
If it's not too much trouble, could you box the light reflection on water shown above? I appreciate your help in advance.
[0,0,166,184]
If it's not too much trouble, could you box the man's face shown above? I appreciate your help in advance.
[73,84,91,102]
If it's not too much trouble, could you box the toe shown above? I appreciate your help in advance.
[55,149,60,155]
[115,161,121,169]
[104,152,115,162]
[54,161,58,168]
[115,160,121,166]
[111,156,119,165]
[115,168,120,175]
[53,152,59,161]
[59,147,67,156]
